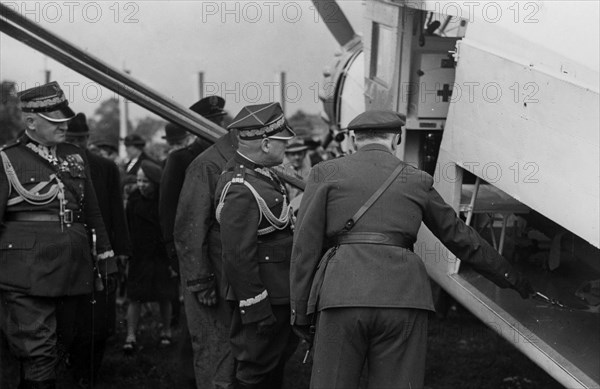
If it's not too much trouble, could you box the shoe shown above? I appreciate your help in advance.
[159,335,172,347]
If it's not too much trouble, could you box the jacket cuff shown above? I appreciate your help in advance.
[185,274,215,293]
[238,291,272,324]
[290,300,309,325]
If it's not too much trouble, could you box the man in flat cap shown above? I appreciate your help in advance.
[65,113,132,387]
[213,102,298,389]
[283,138,311,201]
[0,82,113,389]
[290,110,534,388]
[159,96,226,387]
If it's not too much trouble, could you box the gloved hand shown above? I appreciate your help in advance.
[504,271,535,299]
[195,287,217,306]
[256,314,277,337]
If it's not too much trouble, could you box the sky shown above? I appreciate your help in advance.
[0,0,365,123]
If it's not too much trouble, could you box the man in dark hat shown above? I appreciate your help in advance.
[91,136,120,163]
[163,123,196,152]
[65,113,132,387]
[123,133,148,175]
[122,133,154,203]
[213,102,298,389]
[0,82,113,389]
[159,95,226,387]
[290,110,535,388]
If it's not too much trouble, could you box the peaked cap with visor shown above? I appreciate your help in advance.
[18,81,76,123]
[228,102,295,140]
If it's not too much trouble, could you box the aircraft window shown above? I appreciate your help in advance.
[370,22,394,86]
[421,12,467,38]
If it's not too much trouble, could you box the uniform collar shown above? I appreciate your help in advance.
[356,143,394,154]
[22,132,44,147]
[234,151,264,170]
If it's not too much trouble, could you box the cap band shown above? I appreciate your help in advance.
[239,116,287,140]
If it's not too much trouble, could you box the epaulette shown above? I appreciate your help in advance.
[228,164,247,184]
[0,138,21,151]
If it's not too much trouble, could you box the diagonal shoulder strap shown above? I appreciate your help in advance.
[341,163,407,233]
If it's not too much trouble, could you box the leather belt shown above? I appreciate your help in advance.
[257,229,293,242]
[329,232,414,251]
[5,210,84,223]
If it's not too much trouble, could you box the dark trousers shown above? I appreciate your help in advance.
[230,305,298,388]
[0,291,79,382]
[183,288,236,389]
[311,307,428,389]
[69,274,118,384]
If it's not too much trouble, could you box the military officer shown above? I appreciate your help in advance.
[159,96,226,387]
[214,102,298,389]
[290,110,534,389]
[0,82,113,389]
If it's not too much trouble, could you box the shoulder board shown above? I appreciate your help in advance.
[0,138,21,151]
[224,164,247,184]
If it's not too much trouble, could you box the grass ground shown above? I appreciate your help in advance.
[50,301,565,389]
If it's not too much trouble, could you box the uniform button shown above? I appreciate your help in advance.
[7,244,13,248]
[275,198,279,202]
[292,309,296,314]
[265,256,270,261]
[30,177,35,182]
[66,224,71,228]
[240,309,246,314]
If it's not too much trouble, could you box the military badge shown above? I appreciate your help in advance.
[61,154,85,177]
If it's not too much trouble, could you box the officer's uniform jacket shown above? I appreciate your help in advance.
[215,151,294,325]
[160,137,212,264]
[290,144,515,325]
[0,135,112,296]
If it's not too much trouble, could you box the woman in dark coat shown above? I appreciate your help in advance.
[123,160,177,351]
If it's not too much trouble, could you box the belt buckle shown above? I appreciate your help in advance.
[63,209,73,224]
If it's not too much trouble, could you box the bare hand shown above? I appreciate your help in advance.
[195,287,217,306]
